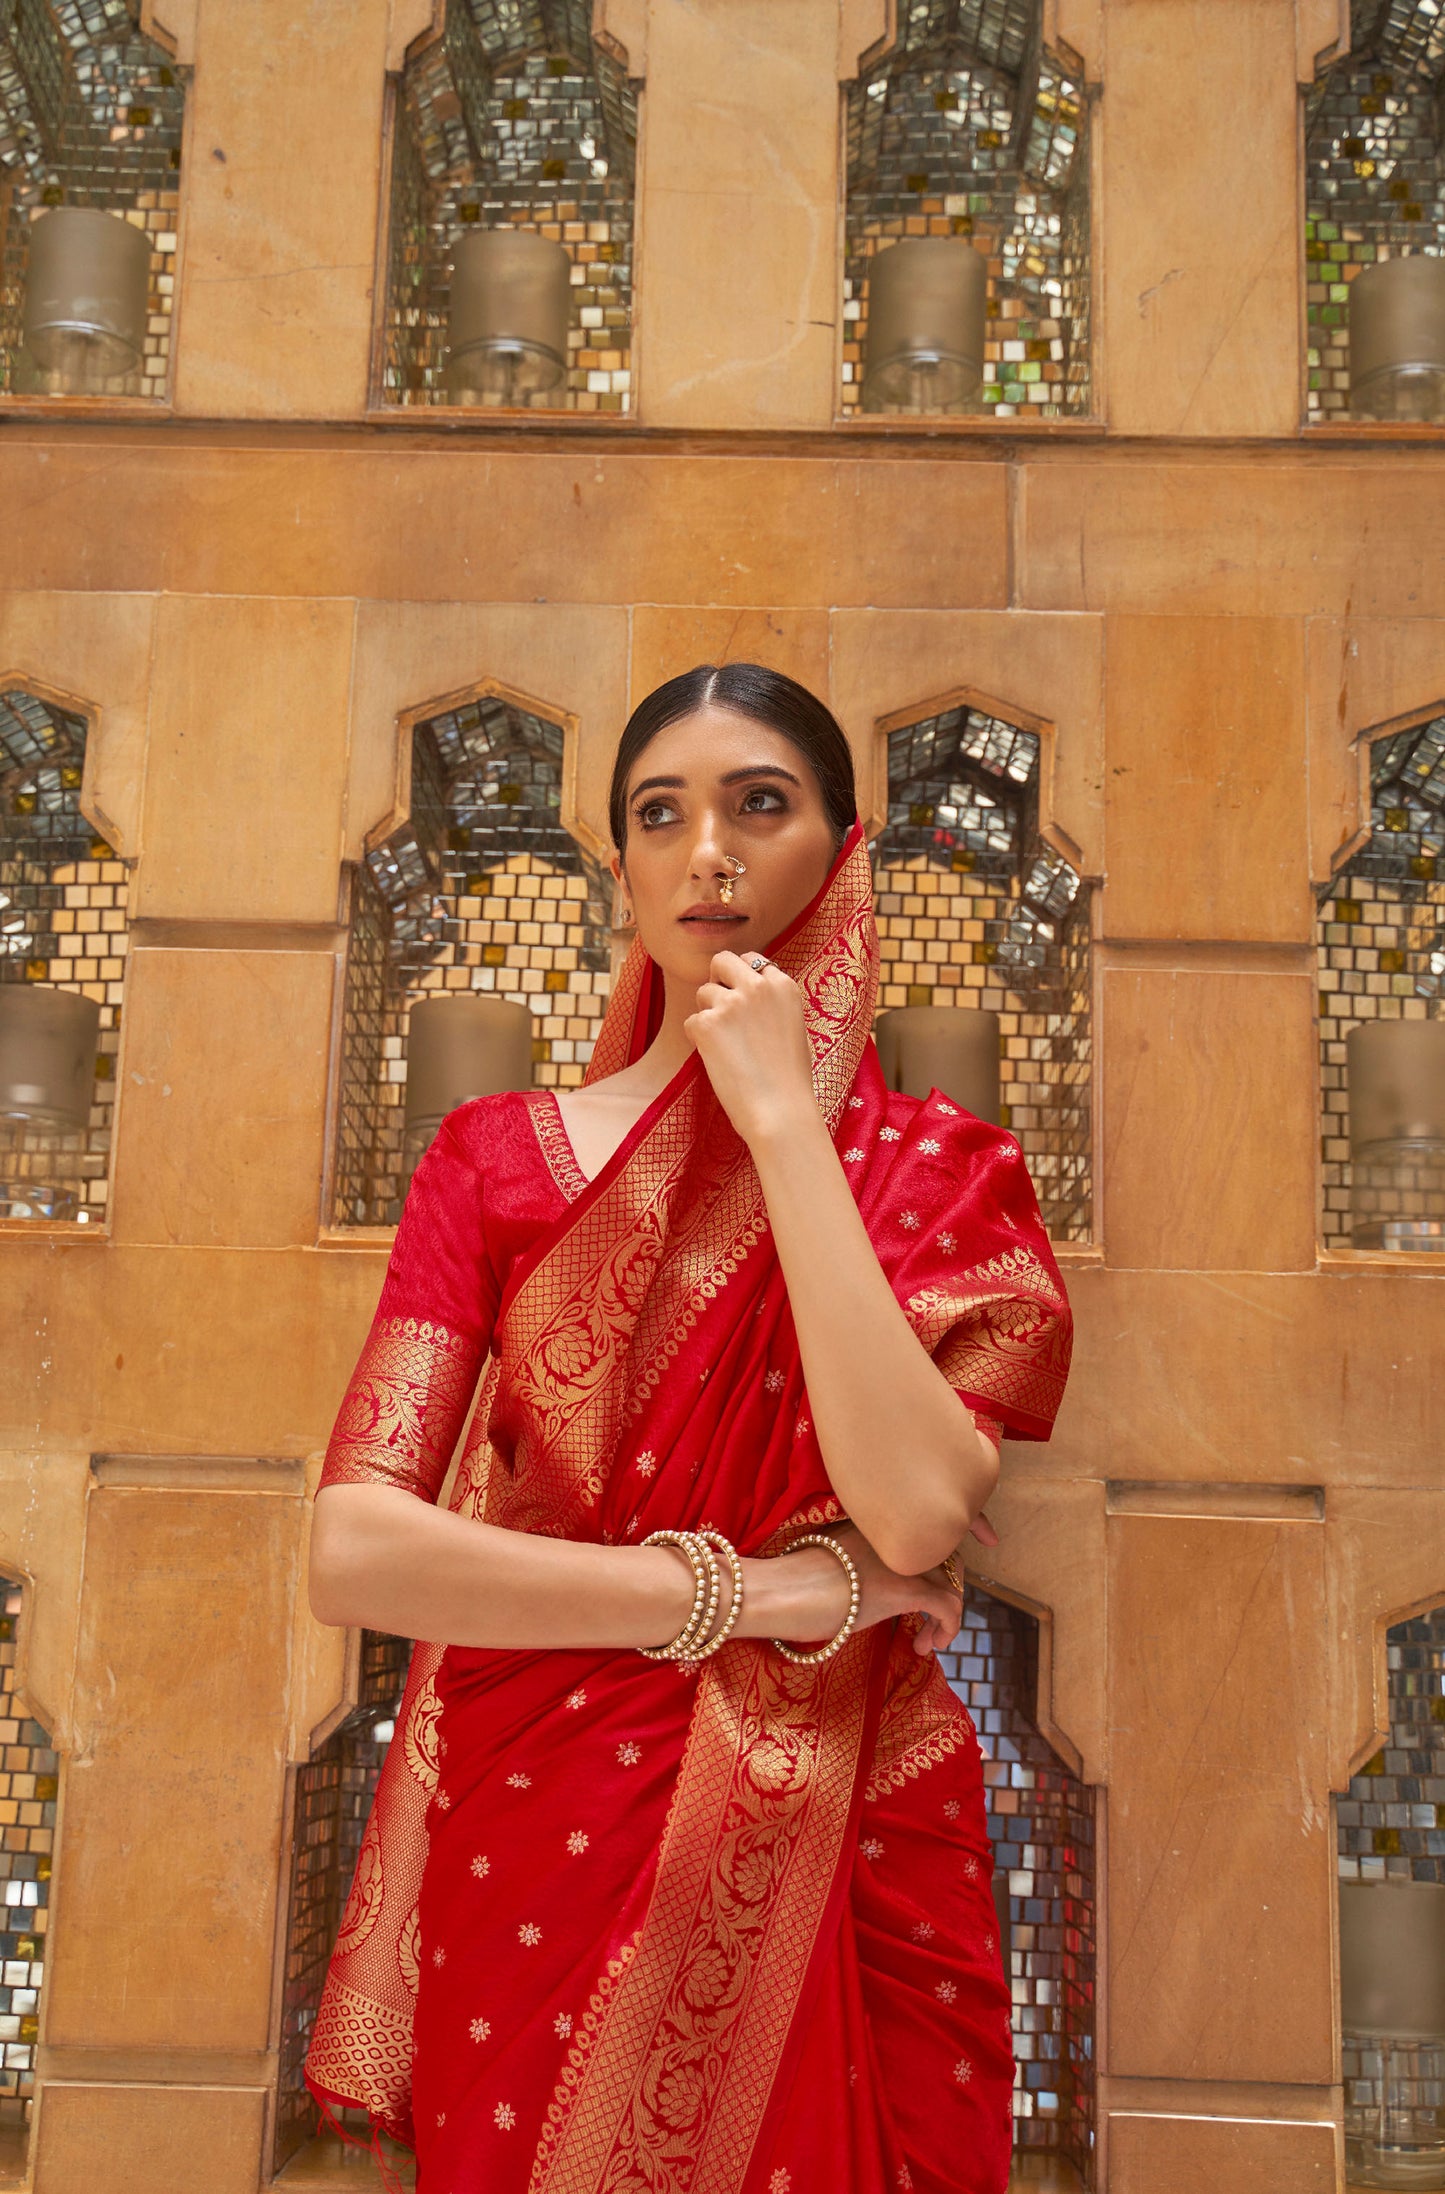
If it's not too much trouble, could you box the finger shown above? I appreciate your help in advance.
[967,1514,999,1547]
[708,950,754,985]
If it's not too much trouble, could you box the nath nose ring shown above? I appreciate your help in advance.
[717,852,746,906]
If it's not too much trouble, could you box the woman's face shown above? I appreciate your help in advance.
[611,706,841,985]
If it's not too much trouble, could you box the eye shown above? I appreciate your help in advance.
[635,796,679,830]
[739,785,787,814]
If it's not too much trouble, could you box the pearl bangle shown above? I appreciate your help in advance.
[638,1530,720,1660]
[769,1533,861,1665]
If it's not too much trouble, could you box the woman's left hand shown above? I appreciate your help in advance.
[684,951,818,1145]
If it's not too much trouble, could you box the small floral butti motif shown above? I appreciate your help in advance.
[952,2058,973,2086]
[842,1147,865,1161]
[566,1830,589,1855]
[935,1980,958,2005]
[899,1211,920,1230]
[764,1369,786,1392]
[554,2011,573,2038]
[506,1771,531,1789]
[518,1922,543,1947]
[635,1451,657,1476]
[918,1138,941,1156]
[494,2102,516,2130]
[911,1919,935,1942]
[936,1232,956,1255]
[616,1741,642,1767]
[564,1689,587,1710]
[859,1837,885,1861]
[470,1853,491,1879]
[880,1125,902,1141]
[770,2170,792,2192]
[469,2016,490,2042]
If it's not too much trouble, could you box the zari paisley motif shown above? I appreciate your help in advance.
[321,1315,478,1502]
[907,1247,1071,1426]
[865,1628,975,1802]
[530,1631,880,2194]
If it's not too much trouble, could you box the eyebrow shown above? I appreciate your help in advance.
[629,764,804,801]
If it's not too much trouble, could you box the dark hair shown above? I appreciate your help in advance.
[608,662,857,852]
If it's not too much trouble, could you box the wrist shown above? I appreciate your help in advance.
[746,1101,832,1168]
[735,1545,849,1645]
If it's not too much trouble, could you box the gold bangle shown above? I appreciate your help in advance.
[769,1533,861,1666]
[638,1531,720,1660]
[686,1530,744,1660]
[637,1530,708,1659]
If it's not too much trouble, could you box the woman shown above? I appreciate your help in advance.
[306,663,1072,2194]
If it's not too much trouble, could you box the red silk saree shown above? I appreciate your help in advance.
[307,822,1072,2193]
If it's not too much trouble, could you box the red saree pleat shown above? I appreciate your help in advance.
[306,822,1072,2192]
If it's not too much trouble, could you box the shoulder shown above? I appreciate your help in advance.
[427,1089,543,1170]
[883,1086,1026,1171]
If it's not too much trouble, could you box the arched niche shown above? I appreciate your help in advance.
[1316,704,1444,1250]
[1305,2,1445,423]
[331,681,613,1227]
[843,0,1094,420]
[939,1584,1097,2188]
[0,1573,57,2178]
[1335,1594,1445,2185]
[0,1,185,402]
[273,1630,412,2179]
[379,0,637,413]
[0,680,127,1225]
[869,690,1093,1242]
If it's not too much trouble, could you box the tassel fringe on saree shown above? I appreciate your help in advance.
[306,822,1072,2193]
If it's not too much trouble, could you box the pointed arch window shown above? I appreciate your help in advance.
[871,702,1093,1241]
[333,689,612,1227]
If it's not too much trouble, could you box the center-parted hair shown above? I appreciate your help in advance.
[608,662,857,852]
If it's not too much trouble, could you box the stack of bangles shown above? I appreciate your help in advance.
[637,1528,862,1667]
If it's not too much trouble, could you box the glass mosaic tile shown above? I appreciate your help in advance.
[381,0,634,411]
[871,705,1093,1240]
[0,0,184,397]
[333,694,612,1226]
[274,1631,411,2171]
[0,688,123,1224]
[844,3,1092,417]
[1317,712,1445,1247]
[939,1589,1096,2175]
[0,1581,55,2147]
[1305,2,1445,421]
[1337,1605,1445,2138]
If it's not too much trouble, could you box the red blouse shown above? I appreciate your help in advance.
[323,1086,1012,1514]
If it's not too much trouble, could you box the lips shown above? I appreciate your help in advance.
[679,901,746,926]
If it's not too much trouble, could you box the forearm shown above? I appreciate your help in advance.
[309,1484,849,1650]
[751,1110,999,1573]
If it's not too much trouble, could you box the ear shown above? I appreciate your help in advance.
[608,849,625,888]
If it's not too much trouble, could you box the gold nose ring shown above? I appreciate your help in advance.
[718,853,746,905]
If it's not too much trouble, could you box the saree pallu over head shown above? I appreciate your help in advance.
[306,821,1072,2188]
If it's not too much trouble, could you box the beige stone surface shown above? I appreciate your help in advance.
[629,608,833,714]
[829,609,1105,873]
[346,601,630,864]
[636,0,841,428]
[966,1473,1107,1782]
[173,0,392,419]
[131,596,356,923]
[1102,617,1310,942]
[33,2081,267,2193]
[109,948,334,1249]
[1051,1266,1441,1488]
[46,1482,298,2050]
[0,440,1010,612]
[1104,2110,1339,2192]
[0,1241,388,1458]
[1098,2,1304,437]
[1019,457,1445,620]
[1305,617,1445,884]
[1106,1512,1334,2083]
[1099,964,1319,1271]
[0,594,155,863]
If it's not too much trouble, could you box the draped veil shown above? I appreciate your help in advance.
[306,821,1072,2191]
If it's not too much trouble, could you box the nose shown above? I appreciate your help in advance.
[685,804,730,880]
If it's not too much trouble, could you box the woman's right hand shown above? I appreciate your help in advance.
[741,1524,964,1659]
